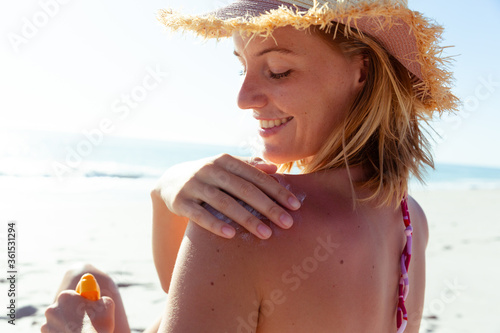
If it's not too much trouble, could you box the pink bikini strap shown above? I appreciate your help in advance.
[396,193,413,333]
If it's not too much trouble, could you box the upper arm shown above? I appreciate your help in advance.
[159,221,261,333]
[406,195,428,331]
[408,195,429,248]
[151,191,189,293]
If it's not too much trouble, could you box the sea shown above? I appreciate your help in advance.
[1,129,500,191]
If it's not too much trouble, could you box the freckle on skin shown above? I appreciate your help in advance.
[340,260,344,264]
[211,282,214,286]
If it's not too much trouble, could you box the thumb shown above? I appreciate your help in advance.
[251,159,278,174]
[101,296,115,313]
[89,296,115,333]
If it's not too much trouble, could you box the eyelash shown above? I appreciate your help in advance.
[269,70,291,80]
[238,69,292,80]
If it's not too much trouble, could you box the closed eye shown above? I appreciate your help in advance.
[270,70,292,80]
[238,69,291,78]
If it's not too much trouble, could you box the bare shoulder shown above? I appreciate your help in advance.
[407,195,429,248]
[402,195,429,332]
[179,219,261,276]
[160,220,262,332]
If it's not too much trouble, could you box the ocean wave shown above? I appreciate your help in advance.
[0,158,163,179]
[69,162,164,180]
[2,130,500,189]
[3,161,500,191]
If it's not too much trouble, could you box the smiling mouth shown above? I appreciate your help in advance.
[259,117,294,129]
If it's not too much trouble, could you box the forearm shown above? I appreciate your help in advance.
[151,190,188,293]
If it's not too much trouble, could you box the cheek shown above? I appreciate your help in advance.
[322,74,356,118]
[314,112,340,142]
[304,86,352,142]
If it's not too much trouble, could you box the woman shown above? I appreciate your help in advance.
[42,1,458,332]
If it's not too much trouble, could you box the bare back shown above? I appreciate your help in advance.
[245,173,428,332]
[161,170,428,333]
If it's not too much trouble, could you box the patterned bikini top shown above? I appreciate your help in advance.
[397,194,413,332]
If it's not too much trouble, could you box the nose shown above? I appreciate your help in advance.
[237,73,267,110]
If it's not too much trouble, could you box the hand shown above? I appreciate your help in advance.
[152,154,302,239]
[41,291,115,333]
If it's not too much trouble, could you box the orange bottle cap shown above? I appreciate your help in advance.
[75,273,101,301]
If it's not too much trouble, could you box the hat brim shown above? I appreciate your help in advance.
[157,0,458,114]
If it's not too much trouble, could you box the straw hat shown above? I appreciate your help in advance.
[157,0,458,114]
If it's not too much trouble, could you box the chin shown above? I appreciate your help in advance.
[262,149,301,166]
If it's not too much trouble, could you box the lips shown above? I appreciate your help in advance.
[256,116,294,138]
[258,117,294,129]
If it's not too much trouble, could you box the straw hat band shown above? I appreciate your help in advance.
[279,0,327,7]
[212,0,409,18]
[210,0,305,20]
[266,0,409,10]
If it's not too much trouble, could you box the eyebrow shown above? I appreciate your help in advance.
[233,47,297,58]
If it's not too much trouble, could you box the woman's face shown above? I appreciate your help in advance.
[233,26,366,164]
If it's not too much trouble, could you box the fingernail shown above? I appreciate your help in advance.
[280,213,293,228]
[257,224,272,239]
[221,226,235,238]
[288,196,301,209]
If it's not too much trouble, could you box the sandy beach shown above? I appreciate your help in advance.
[411,188,500,332]
[0,177,165,332]
[0,176,499,332]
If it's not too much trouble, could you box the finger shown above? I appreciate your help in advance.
[44,304,58,324]
[100,296,115,319]
[57,290,80,298]
[101,296,115,309]
[182,201,237,239]
[248,156,264,163]
[40,323,51,333]
[199,186,274,239]
[241,156,278,174]
[40,322,59,333]
[43,299,71,331]
[214,155,301,211]
[89,296,115,332]
[200,168,294,231]
[252,162,278,175]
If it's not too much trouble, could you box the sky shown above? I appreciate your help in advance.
[1,0,499,167]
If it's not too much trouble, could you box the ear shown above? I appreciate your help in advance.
[353,53,369,89]
[360,54,369,83]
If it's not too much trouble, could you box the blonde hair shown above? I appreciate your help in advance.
[279,24,434,207]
